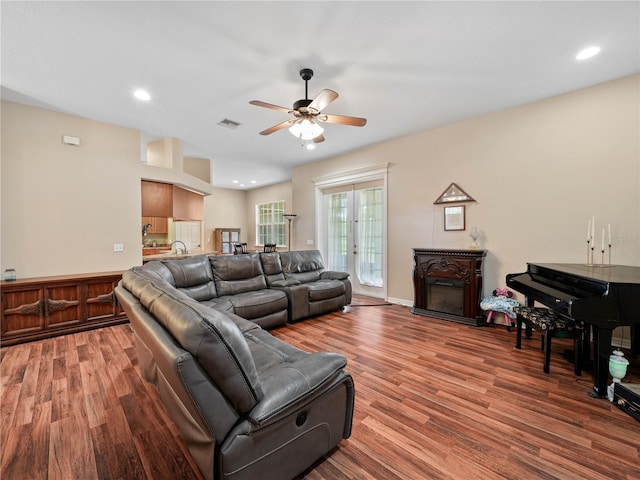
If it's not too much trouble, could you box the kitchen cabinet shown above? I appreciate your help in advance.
[141,216,168,234]
[142,247,171,256]
[141,180,172,217]
[141,180,203,221]
[172,185,203,220]
[1,272,127,346]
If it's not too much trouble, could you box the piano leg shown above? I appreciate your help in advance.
[590,326,613,398]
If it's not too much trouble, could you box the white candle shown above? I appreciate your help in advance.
[601,228,605,252]
[587,219,591,242]
[591,216,595,246]
[608,224,611,245]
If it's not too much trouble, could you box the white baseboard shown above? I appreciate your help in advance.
[386,296,413,307]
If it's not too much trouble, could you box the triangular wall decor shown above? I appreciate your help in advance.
[433,182,476,204]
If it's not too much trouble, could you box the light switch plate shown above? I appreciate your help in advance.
[113,243,124,252]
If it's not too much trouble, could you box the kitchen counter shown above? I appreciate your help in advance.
[142,250,220,262]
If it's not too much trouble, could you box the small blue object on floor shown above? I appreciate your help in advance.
[480,288,520,330]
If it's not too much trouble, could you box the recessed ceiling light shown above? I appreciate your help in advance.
[133,89,151,101]
[239,183,245,187]
[306,143,316,150]
[232,180,239,184]
[250,180,257,184]
[576,46,600,60]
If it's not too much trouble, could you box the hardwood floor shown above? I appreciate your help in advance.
[2,297,639,479]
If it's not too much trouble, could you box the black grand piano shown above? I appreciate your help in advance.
[507,263,640,398]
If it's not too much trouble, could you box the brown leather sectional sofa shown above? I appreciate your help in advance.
[114,250,354,480]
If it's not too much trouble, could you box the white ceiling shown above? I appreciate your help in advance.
[2,1,638,190]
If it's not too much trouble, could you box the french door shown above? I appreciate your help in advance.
[323,184,385,298]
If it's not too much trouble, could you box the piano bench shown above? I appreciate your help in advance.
[513,306,585,375]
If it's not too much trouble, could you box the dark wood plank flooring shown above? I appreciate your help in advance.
[2,296,639,479]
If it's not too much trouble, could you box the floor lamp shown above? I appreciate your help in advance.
[283,214,297,251]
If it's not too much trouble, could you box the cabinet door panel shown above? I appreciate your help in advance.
[173,185,203,220]
[86,281,118,321]
[142,216,168,234]
[45,285,82,327]
[141,181,172,217]
[1,288,44,337]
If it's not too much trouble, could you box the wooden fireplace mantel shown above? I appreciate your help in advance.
[412,248,486,326]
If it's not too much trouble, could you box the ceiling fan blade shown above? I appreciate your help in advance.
[318,114,367,127]
[313,134,325,143]
[307,89,338,113]
[249,100,292,114]
[259,119,296,135]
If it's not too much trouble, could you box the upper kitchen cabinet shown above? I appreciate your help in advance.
[172,185,203,221]
[141,180,172,217]
[141,180,204,221]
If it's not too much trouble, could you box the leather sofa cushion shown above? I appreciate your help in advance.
[285,270,322,284]
[321,271,349,281]
[270,278,300,287]
[307,280,346,302]
[122,267,181,299]
[201,297,234,313]
[226,290,289,320]
[134,276,263,413]
[259,252,286,285]
[210,254,268,296]
[244,328,347,424]
[163,256,217,301]
[280,250,325,284]
[280,250,325,273]
[141,261,176,285]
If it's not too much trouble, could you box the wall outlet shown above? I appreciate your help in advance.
[113,243,124,252]
[306,239,314,245]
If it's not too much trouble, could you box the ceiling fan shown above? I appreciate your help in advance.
[249,68,367,144]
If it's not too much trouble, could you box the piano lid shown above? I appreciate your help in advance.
[508,263,640,325]
[530,263,640,285]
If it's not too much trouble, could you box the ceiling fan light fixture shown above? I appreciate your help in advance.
[576,46,600,60]
[289,119,324,140]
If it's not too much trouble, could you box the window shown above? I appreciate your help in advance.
[326,192,348,272]
[256,200,286,246]
[357,187,383,287]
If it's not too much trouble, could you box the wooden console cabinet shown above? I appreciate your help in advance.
[412,248,486,326]
[1,271,127,346]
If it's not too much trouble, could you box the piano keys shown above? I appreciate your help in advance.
[506,263,640,398]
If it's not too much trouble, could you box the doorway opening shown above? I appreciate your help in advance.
[314,165,387,299]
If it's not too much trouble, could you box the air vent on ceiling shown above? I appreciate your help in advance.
[218,118,241,129]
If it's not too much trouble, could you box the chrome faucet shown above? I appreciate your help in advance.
[170,240,188,254]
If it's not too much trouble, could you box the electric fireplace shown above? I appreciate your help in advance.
[412,248,486,326]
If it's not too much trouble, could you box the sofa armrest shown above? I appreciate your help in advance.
[248,352,347,425]
[320,271,350,281]
[270,278,301,287]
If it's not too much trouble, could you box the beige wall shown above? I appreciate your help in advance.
[1,101,143,277]
[245,182,293,249]
[292,74,640,304]
[202,187,248,250]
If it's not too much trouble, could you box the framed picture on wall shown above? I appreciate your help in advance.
[444,205,465,231]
